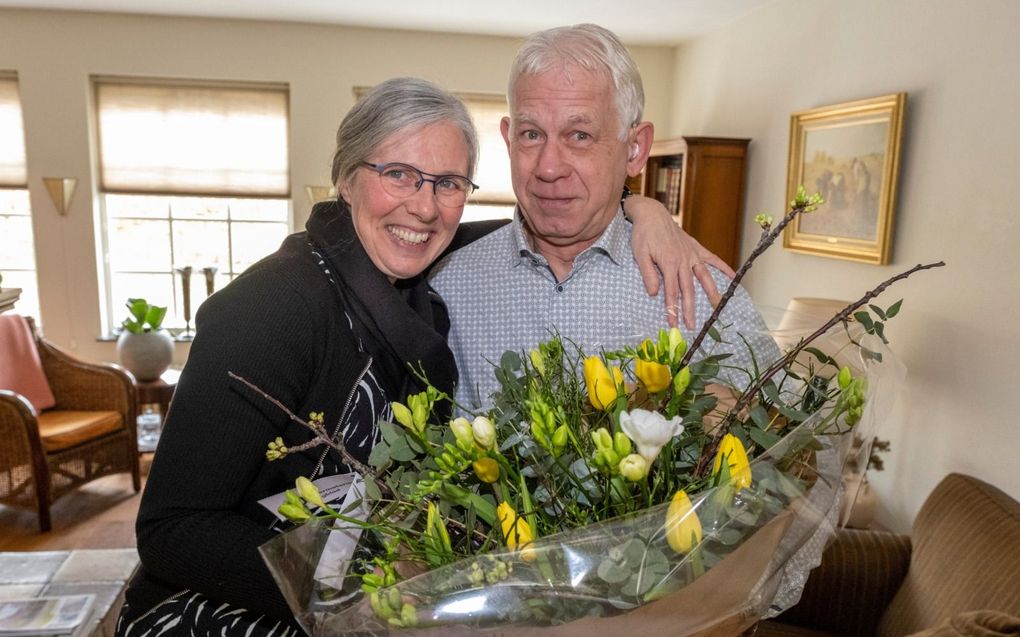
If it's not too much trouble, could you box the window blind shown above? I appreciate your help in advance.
[95,79,290,197]
[460,94,515,204]
[0,75,27,188]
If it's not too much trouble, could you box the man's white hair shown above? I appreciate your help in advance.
[507,23,645,139]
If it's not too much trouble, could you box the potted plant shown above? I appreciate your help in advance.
[116,298,174,381]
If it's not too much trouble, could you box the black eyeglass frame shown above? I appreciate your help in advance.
[359,161,479,201]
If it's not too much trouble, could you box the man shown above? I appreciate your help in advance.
[430,24,779,410]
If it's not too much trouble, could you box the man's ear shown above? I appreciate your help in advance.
[626,121,655,177]
[500,116,512,151]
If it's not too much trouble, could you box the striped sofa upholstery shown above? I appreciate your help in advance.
[757,473,1020,637]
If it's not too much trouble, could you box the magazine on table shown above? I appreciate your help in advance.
[0,595,95,636]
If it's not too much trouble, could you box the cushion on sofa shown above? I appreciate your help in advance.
[907,610,1020,637]
[878,474,1020,637]
[37,410,123,452]
[0,314,56,413]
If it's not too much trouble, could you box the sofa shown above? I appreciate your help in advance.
[757,473,1020,636]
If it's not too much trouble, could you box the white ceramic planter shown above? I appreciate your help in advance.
[116,329,174,381]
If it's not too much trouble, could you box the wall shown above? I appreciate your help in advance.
[0,8,677,365]
[669,0,1020,530]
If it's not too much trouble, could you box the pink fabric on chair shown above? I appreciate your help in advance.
[0,314,56,413]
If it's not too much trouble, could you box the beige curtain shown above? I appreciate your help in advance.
[0,75,27,188]
[95,79,289,197]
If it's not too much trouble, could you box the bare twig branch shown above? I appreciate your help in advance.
[227,371,384,485]
[680,204,805,368]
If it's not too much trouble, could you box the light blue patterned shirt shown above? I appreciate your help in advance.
[429,209,780,411]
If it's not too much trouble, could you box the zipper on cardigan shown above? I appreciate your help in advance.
[126,588,192,630]
[313,357,373,476]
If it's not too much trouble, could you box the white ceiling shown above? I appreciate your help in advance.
[0,0,776,45]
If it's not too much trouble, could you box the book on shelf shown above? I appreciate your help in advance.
[0,595,94,636]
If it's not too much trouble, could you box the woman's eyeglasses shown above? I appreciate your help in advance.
[360,162,478,206]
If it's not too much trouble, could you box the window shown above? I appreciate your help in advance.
[94,78,290,333]
[457,94,516,223]
[0,74,40,320]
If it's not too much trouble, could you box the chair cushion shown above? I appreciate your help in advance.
[907,610,1020,636]
[0,314,56,413]
[878,474,1020,636]
[37,410,123,452]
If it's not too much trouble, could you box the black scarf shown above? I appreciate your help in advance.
[304,200,457,409]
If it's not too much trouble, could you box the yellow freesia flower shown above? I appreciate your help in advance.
[712,433,753,491]
[583,356,623,411]
[497,501,536,562]
[665,490,702,554]
[635,357,671,393]
[472,457,500,483]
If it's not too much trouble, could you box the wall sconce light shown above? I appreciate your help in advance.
[305,185,336,204]
[42,177,78,216]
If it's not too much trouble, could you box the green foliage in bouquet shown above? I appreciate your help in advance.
[246,186,944,632]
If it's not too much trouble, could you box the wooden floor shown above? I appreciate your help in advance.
[0,455,150,551]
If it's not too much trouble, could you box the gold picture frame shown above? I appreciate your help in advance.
[783,93,906,264]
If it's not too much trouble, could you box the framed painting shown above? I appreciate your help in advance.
[783,93,906,264]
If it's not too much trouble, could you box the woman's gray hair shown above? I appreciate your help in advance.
[507,24,644,139]
[331,77,479,187]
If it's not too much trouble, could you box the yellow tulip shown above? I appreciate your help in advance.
[635,358,671,393]
[712,433,753,491]
[472,457,500,483]
[497,501,536,562]
[665,490,702,554]
[583,356,623,411]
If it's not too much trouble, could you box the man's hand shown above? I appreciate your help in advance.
[625,195,736,329]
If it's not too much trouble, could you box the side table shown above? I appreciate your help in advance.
[135,368,181,421]
[134,369,181,453]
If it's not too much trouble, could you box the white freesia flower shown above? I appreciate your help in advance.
[618,409,684,464]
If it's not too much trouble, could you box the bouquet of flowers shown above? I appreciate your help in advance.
[253,189,940,636]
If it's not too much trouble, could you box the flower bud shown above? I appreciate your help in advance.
[295,476,326,509]
[712,433,753,491]
[551,425,569,457]
[673,366,692,395]
[613,431,632,457]
[583,356,623,411]
[412,402,428,433]
[665,490,702,554]
[450,417,475,451]
[472,457,500,483]
[667,327,687,364]
[592,428,613,451]
[618,453,649,482]
[391,402,415,430]
[472,415,497,450]
[838,366,853,390]
[278,501,311,521]
[529,348,545,377]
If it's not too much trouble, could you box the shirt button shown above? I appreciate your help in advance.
[555,285,564,293]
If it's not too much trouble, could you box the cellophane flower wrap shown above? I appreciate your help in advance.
[257,190,930,636]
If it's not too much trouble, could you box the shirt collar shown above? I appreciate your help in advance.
[509,205,629,268]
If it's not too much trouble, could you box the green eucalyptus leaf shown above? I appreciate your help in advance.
[886,299,903,318]
[854,311,874,330]
[387,437,417,462]
[748,405,770,429]
[363,476,382,501]
[367,441,391,468]
[378,421,403,444]
[748,427,782,450]
[868,303,886,320]
[597,559,631,584]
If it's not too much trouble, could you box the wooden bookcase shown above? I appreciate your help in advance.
[627,136,750,269]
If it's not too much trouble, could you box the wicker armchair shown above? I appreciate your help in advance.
[0,317,140,532]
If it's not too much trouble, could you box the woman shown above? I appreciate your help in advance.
[116,77,721,636]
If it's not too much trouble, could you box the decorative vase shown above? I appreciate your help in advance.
[840,473,878,529]
[116,329,174,381]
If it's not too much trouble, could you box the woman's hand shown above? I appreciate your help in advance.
[624,195,736,329]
